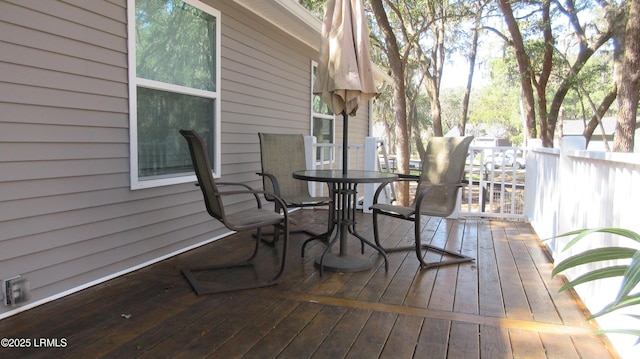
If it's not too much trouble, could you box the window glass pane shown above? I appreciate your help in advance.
[312,94,333,115]
[136,0,216,91]
[312,63,334,162]
[313,117,333,161]
[137,87,215,177]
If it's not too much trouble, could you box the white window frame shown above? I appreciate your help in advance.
[311,61,335,164]
[127,0,221,189]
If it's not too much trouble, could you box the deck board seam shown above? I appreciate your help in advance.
[252,288,600,337]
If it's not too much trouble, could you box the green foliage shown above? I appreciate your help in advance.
[561,52,616,121]
[136,0,217,91]
[466,59,524,145]
[300,0,622,148]
[297,0,326,20]
[552,228,640,344]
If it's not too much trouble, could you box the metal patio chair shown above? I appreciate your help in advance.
[179,129,289,294]
[370,136,475,269]
[257,133,333,247]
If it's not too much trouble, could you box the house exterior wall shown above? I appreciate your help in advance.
[0,0,368,317]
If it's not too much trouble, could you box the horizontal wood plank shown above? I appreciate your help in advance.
[0,212,618,359]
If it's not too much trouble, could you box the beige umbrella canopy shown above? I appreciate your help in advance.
[313,0,378,173]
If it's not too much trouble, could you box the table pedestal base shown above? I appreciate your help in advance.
[314,253,373,272]
[293,170,397,275]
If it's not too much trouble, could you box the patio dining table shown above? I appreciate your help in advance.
[293,169,397,274]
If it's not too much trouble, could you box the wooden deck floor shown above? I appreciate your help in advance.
[0,210,618,358]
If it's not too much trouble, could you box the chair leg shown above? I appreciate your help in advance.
[268,222,288,284]
[301,229,331,257]
[372,209,402,252]
[182,225,288,295]
[301,207,334,257]
[372,210,474,269]
[257,210,323,247]
[256,203,287,246]
[413,215,474,269]
[372,210,382,248]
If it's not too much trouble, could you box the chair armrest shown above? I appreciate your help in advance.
[216,182,285,210]
[371,173,419,205]
[413,182,464,213]
[397,173,420,181]
[256,172,282,196]
[373,181,389,205]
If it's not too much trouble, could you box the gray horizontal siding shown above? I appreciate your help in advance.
[0,16,127,67]
[1,0,332,318]
[0,103,129,128]
[219,2,313,128]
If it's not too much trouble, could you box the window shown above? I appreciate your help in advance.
[128,0,221,189]
[311,62,335,162]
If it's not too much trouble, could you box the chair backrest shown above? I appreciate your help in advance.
[180,130,225,222]
[415,136,474,216]
[258,133,310,200]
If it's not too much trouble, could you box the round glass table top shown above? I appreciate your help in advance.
[292,170,397,183]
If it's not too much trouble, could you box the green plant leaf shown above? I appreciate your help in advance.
[558,228,640,251]
[552,247,637,277]
[613,251,640,304]
[556,228,606,250]
[590,293,640,319]
[595,328,640,344]
[554,227,640,344]
[593,313,640,345]
[558,266,628,292]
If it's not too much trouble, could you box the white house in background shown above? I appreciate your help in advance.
[0,0,389,318]
[558,117,640,152]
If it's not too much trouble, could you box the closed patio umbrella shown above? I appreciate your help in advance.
[313,0,378,174]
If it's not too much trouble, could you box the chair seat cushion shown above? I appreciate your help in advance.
[226,208,284,229]
[370,203,415,219]
[283,195,332,207]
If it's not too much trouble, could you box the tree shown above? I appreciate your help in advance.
[614,0,640,152]
[298,0,326,19]
[493,0,622,147]
[468,72,524,145]
[495,0,538,142]
[418,1,447,137]
[460,0,491,134]
[370,0,411,205]
[548,0,622,148]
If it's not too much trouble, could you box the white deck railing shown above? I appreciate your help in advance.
[525,136,640,261]
[461,146,527,219]
[303,137,528,216]
[525,136,640,358]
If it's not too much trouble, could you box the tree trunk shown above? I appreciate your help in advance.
[546,1,617,147]
[584,84,617,144]
[431,17,445,137]
[614,0,640,152]
[536,0,553,146]
[497,0,537,141]
[461,4,481,134]
[430,99,444,137]
[371,0,410,205]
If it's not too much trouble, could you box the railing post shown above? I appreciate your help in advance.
[555,136,586,258]
[304,136,316,196]
[363,137,378,213]
[524,139,543,220]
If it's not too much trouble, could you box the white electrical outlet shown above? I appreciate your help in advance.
[2,276,31,306]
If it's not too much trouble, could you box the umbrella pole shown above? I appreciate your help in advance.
[342,110,348,175]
